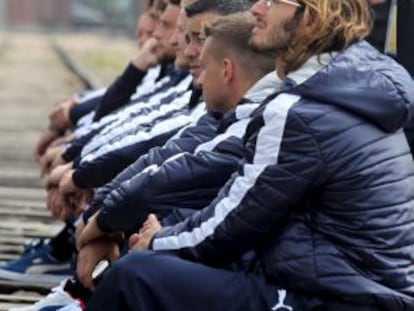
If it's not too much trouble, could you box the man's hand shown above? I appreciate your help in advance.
[129,214,162,251]
[51,154,67,171]
[77,237,120,290]
[77,212,105,250]
[46,187,72,220]
[45,164,87,221]
[39,145,65,177]
[77,211,123,250]
[57,169,92,218]
[132,37,159,71]
[46,187,90,221]
[45,163,73,190]
[76,217,87,241]
[49,98,76,131]
[68,189,94,216]
[58,169,78,198]
[34,129,61,162]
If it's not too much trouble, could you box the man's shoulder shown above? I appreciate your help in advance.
[256,93,336,126]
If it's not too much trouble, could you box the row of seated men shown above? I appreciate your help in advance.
[1,0,414,310]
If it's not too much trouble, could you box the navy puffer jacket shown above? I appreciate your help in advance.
[83,111,220,222]
[151,41,414,310]
[95,73,280,232]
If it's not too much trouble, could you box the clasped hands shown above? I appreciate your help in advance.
[75,212,162,290]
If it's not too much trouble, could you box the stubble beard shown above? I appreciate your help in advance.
[157,47,176,64]
[249,18,297,56]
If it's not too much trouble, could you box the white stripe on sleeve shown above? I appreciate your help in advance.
[152,93,301,251]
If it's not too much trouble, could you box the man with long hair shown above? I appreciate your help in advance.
[85,1,414,310]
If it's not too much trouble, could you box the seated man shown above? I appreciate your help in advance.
[38,0,189,178]
[47,0,254,219]
[76,12,278,291]
[43,0,199,203]
[136,12,157,49]
[83,0,414,311]
[7,5,266,311]
[45,0,189,221]
[34,0,165,163]
[0,0,182,287]
[36,15,174,180]
[2,0,253,302]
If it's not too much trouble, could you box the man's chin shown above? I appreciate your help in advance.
[250,35,262,46]
[192,79,202,90]
[249,34,263,49]
[157,52,176,65]
[190,69,202,79]
[250,38,277,53]
[175,59,189,69]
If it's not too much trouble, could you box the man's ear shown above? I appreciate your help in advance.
[222,58,234,85]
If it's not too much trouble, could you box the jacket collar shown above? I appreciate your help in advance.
[236,72,284,120]
[284,53,336,88]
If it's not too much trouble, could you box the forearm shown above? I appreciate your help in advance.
[150,106,324,264]
[93,64,147,121]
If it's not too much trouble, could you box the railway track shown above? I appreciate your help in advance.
[0,32,87,310]
[0,30,135,309]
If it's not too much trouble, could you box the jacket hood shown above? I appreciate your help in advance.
[289,41,414,132]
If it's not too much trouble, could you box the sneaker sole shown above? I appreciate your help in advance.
[0,269,69,287]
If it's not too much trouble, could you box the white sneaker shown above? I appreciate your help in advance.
[57,300,84,311]
[8,280,76,311]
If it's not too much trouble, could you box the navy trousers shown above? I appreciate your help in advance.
[85,251,389,311]
[85,250,315,311]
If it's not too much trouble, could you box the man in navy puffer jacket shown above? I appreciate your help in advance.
[76,10,278,289]
[84,0,414,311]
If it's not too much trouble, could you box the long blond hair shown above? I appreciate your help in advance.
[283,0,373,74]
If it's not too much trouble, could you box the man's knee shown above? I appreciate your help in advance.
[111,250,167,278]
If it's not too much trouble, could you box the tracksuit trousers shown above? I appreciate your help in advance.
[85,250,385,311]
[85,250,309,311]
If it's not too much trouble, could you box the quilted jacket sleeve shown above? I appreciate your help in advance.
[84,113,219,221]
[96,134,245,233]
[70,96,102,126]
[72,129,177,189]
[62,130,98,163]
[149,96,324,265]
[93,64,147,121]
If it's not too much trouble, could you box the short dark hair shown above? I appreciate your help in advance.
[203,12,275,82]
[169,0,181,6]
[185,0,250,17]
